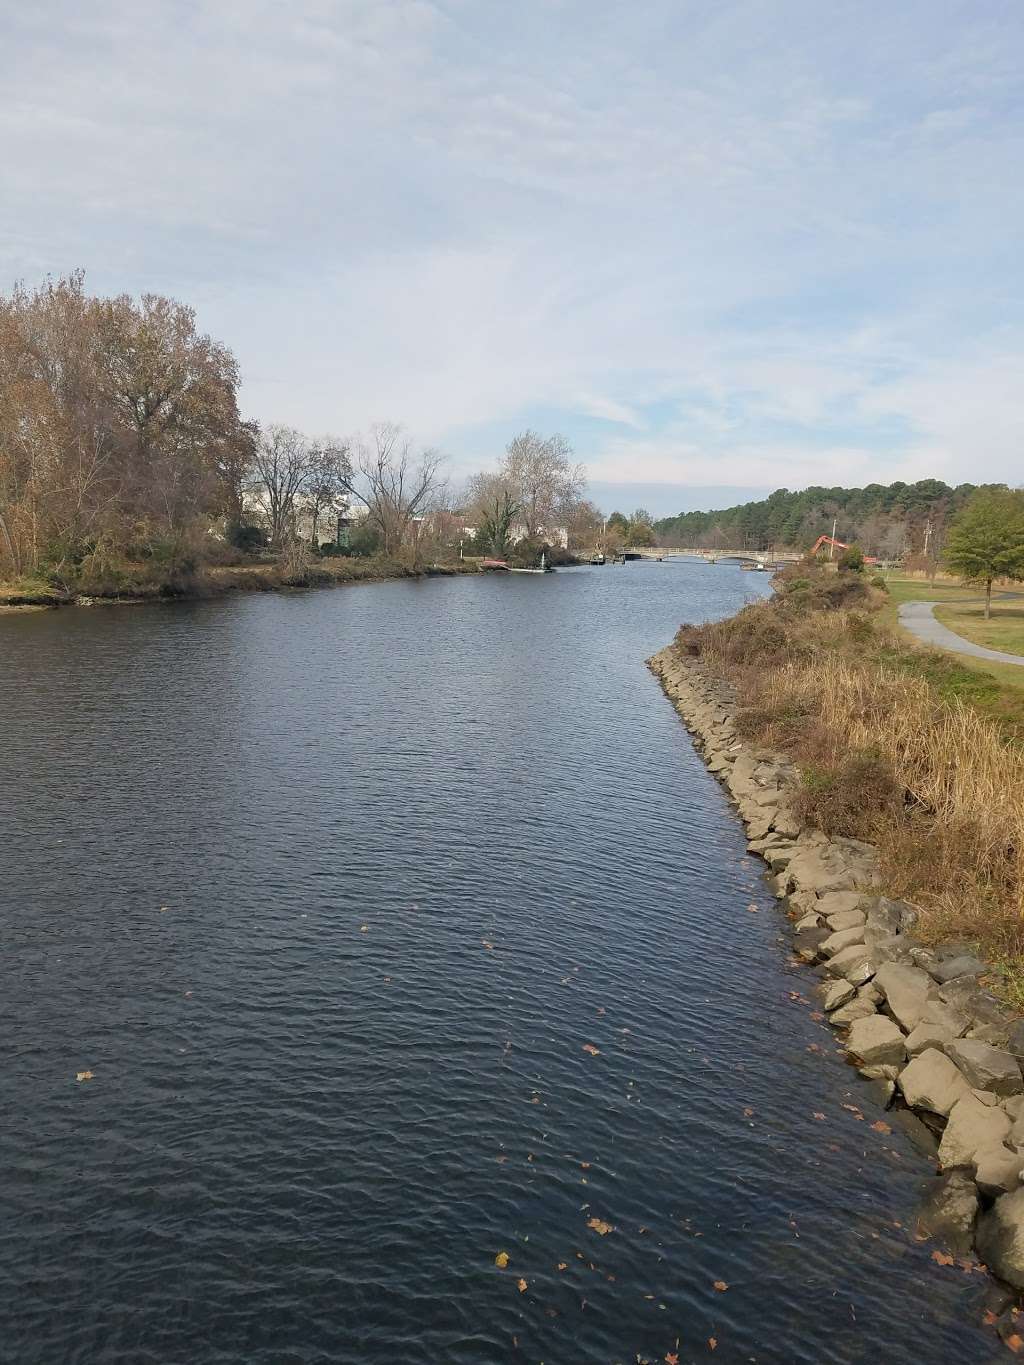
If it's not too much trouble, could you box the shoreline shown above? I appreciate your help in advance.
[0,557,484,613]
[649,641,1024,1331]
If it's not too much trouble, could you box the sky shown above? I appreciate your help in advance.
[2,1,1022,517]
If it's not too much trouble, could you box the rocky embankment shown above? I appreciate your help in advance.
[650,644,1024,1313]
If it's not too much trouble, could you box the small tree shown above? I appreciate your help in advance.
[479,489,518,557]
[945,488,1024,619]
[838,544,864,573]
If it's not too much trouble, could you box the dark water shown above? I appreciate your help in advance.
[0,566,999,1363]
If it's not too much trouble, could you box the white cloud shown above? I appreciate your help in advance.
[1,0,1022,497]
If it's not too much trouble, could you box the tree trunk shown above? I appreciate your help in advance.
[985,579,992,620]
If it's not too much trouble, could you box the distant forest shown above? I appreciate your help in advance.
[653,480,1003,558]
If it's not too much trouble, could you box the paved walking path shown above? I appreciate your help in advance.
[898,600,1024,667]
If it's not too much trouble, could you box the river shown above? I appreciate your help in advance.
[0,564,998,1363]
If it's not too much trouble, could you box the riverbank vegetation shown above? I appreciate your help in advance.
[673,563,1024,991]
[0,274,599,602]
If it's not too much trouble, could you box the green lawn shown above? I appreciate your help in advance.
[878,575,1024,712]
[933,603,1024,660]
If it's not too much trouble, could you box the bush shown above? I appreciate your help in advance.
[226,522,268,554]
[795,748,905,839]
[870,574,888,591]
[838,544,865,573]
[348,524,381,557]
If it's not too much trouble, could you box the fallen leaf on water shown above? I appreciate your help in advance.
[809,1010,825,1021]
[812,1112,826,1122]
[713,1280,728,1292]
[557,1262,567,1271]
[586,1217,613,1235]
[708,1339,718,1351]
[666,1354,680,1364]
[517,1278,528,1293]
[76,1070,93,1082]
[1007,1332,1024,1354]
[983,1309,999,1326]
[931,1249,955,1267]
[870,1120,892,1134]
[743,1107,754,1118]
[580,1161,591,1169]
[842,1104,864,1120]
[582,1044,600,1056]
[482,940,494,950]
[495,1251,510,1268]
[359,925,368,933]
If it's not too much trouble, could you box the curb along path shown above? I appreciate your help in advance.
[648,642,1024,1318]
[898,601,1024,668]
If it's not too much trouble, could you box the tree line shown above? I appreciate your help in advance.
[0,274,601,587]
[653,480,996,559]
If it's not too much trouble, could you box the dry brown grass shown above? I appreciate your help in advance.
[675,563,1024,972]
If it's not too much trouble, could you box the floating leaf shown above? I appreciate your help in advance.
[1007,1333,1023,1355]
[586,1217,613,1235]
[931,1249,955,1266]
[713,1280,728,1292]
[557,1262,567,1271]
[582,1044,600,1056]
[666,1354,680,1364]
[708,1339,718,1351]
[495,1251,509,1268]
[75,1070,93,1082]
[517,1278,528,1293]
[870,1120,892,1134]
[743,1107,754,1118]
[359,925,368,933]
[812,1112,826,1122]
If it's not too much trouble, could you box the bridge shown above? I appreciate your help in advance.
[612,547,804,567]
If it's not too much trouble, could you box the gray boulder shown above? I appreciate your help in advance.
[793,927,830,963]
[920,1000,970,1039]
[826,908,867,932]
[938,1093,1011,1168]
[898,1050,972,1116]
[874,962,937,1032]
[793,911,823,933]
[977,1188,1024,1290]
[846,1015,906,1067]
[946,1039,1023,1098]
[976,1146,1023,1198]
[823,979,856,1012]
[932,954,987,984]
[916,1169,979,1255]
[826,944,875,985]
[821,926,867,957]
[815,890,866,918]
[829,998,878,1027]
[904,1022,953,1057]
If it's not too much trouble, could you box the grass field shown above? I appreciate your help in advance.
[882,574,1024,686]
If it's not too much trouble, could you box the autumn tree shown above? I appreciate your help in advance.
[945,488,1024,619]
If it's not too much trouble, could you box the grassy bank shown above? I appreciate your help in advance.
[0,555,481,609]
[672,565,1024,1000]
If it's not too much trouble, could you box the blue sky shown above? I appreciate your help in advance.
[2,1,1022,516]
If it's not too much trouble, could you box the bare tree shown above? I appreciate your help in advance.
[301,441,352,547]
[502,430,584,539]
[349,423,446,556]
[247,425,314,547]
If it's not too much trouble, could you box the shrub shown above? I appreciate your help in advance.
[794,748,905,839]
[838,544,865,573]
[227,522,269,554]
[870,574,888,591]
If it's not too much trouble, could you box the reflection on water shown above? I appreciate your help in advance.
[0,566,995,1362]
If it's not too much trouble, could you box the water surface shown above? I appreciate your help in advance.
[0,564,997,1362]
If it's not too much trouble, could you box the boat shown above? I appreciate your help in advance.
[478,558,510,572]
[590,552,606,565]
